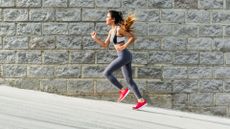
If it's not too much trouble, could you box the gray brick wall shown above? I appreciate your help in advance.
[1,0,230,117]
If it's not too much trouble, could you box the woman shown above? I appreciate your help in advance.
[91,10,147,110]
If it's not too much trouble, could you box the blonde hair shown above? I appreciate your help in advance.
[121,14,136,32]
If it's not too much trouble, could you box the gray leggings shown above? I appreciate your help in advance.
[103,49,142,99]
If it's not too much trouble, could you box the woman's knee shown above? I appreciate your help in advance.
[103,70,111,77]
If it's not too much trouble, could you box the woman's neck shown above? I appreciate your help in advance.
[111,24,117,29]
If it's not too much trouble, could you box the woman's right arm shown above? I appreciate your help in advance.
[91,31,111,48]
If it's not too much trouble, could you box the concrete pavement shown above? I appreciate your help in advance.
[0,85,230,129]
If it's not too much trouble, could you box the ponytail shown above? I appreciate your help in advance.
[121,14,136,32]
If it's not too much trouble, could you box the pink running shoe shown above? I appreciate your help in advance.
[132,99,147,110]
[117,88,130,102]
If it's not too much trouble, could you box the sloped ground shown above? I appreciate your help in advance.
[0,85,230,129]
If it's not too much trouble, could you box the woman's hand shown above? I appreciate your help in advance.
[91,31,97,40]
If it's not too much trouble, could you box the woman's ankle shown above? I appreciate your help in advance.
[137,98,145,102]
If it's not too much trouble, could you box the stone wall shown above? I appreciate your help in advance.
[1,0,230,117]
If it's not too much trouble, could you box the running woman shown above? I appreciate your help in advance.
[91,10,147,110]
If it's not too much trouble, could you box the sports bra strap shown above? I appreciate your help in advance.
[114,26,124,37]
[114,26,117,36]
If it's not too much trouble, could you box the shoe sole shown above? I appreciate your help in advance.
[118,90,130,102]
[132,103,148,110]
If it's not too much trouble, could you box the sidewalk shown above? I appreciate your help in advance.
[0,85,230,129]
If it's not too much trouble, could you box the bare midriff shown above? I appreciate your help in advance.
[114,42,125,52]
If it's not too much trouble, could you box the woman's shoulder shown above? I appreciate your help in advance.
[108,29,113,35]
[117,26,127,35]
[117,25,125,30]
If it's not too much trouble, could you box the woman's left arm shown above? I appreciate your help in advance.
[118,28,136,49]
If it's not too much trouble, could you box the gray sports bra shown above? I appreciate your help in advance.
[110,26,125,44]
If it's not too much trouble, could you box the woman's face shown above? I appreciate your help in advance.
[106,13,114,25]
